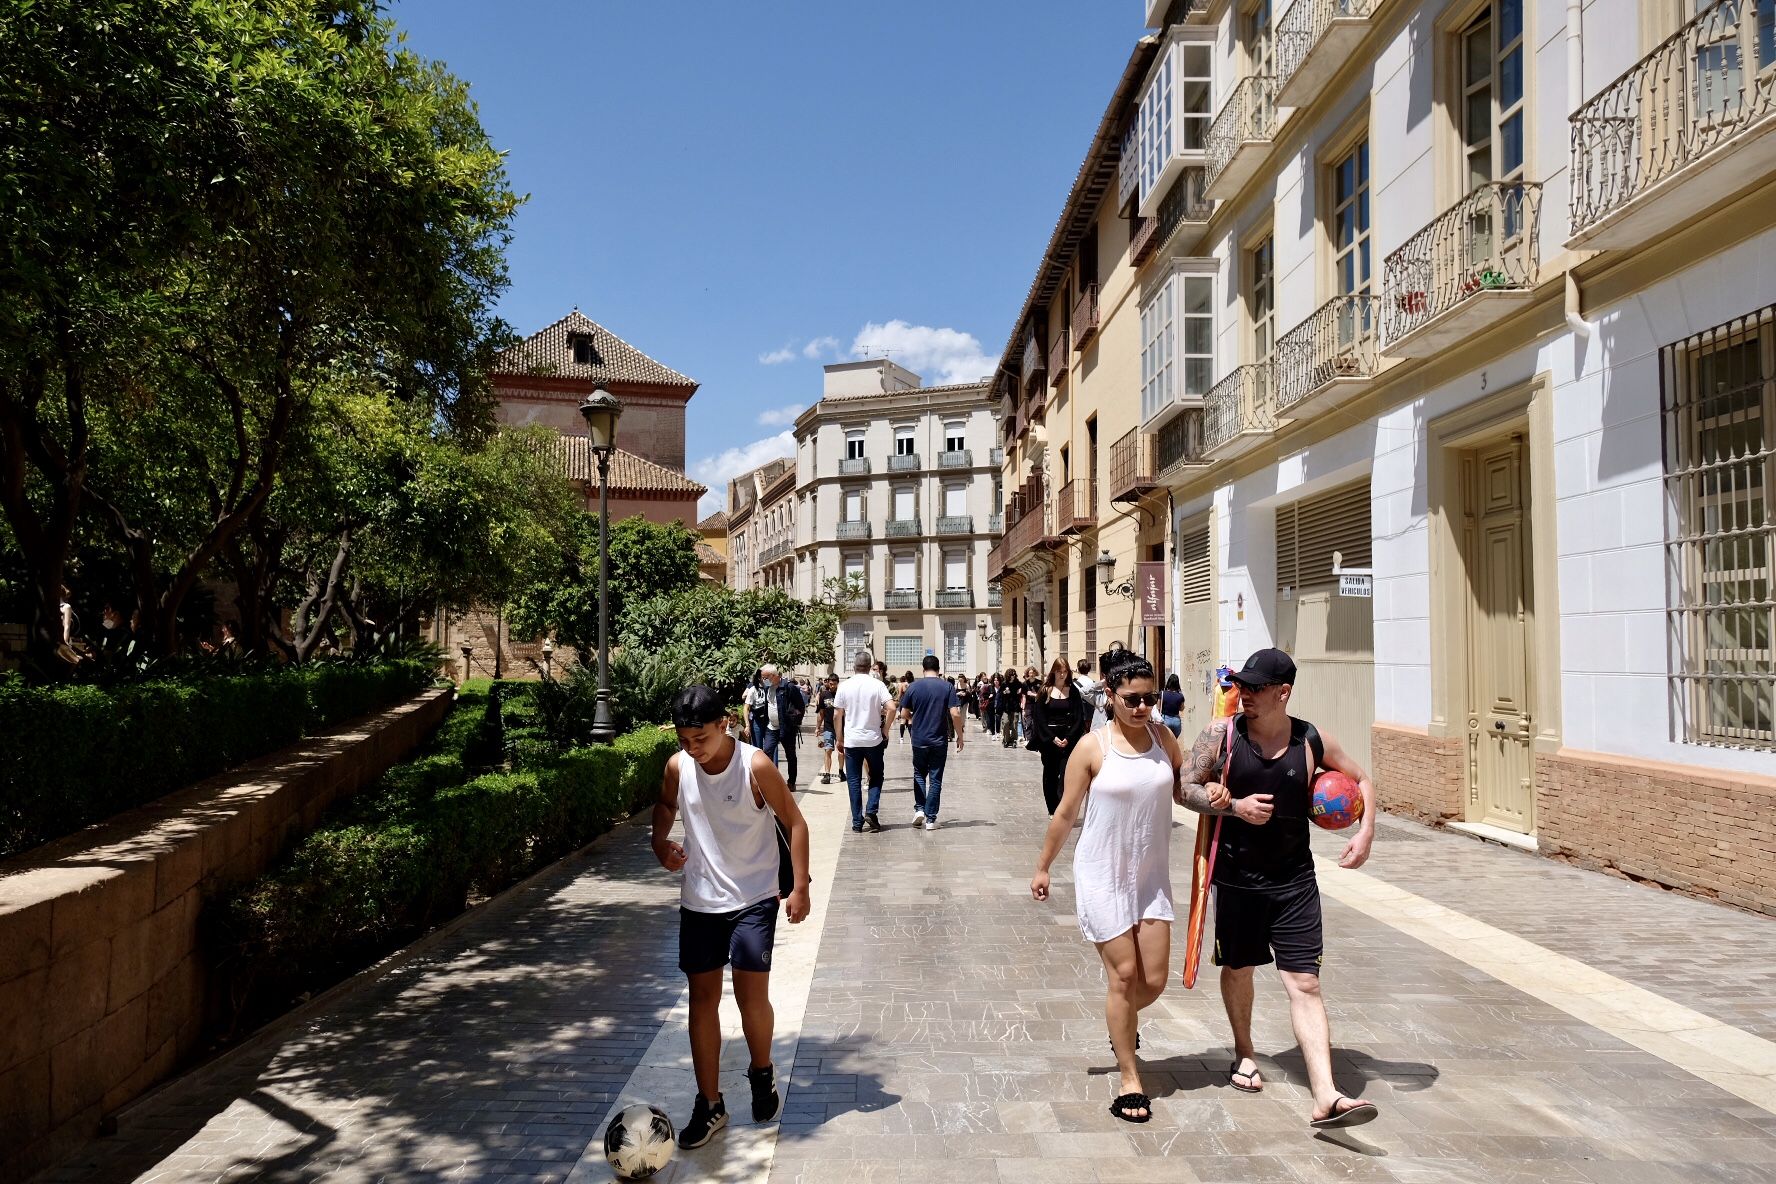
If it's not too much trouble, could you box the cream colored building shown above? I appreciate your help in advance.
[995,0,1776,908]
[795,362,1003,675]
[723,458,794,593]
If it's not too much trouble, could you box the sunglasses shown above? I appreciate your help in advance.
[1117,693,1160,709]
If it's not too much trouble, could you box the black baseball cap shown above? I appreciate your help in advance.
[1229,648,1297,689]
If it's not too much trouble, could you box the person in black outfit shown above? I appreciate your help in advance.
[1030,656,1090,814]
[997,669,1023,748]
[1177,647,1379,1131]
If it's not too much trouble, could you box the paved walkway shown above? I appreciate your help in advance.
[39,730,1776,1184]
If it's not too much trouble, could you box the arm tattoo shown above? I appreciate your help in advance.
[1179,721,1228,785]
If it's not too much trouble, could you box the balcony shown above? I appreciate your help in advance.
[989,446,1004,465]
[1569,0,1776,250]
[1205,76,1280,200]
[938,449,973,468]
[1274,293,1380,414]
[935,590,973,609]
[1022,330,1045,392]
[1275,0,1376,110]
[1156,407,1210,478]
[758,540,795,565]
[1048,326,1070,388]
[937,515,974,535]
[1382,182,1542,358]
[837,520,872,540]
[1027,382,1048,424]
[1145,0,1208,28]
[988,586,1003,608]
[988,537,1013,583]
[842,593,870,610]
[884,590,920,611]
[1203,365,1278,458]
[1055,479,1097,535]
[1135,168,1213,268]
[838,456,870,476]
[1131,215,1161,267]
[987,512,1004,533]
[1072,283,1100,347]
[888,452,921,472]
[1109,429,1159,503]
[886,518,921,538]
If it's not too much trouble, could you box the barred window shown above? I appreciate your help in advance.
[1661,305,1775,749]
[944,624,968,669]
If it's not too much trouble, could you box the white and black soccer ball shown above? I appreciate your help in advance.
[603,1103,675,1180]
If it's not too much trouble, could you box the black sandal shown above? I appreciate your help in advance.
[1228,1059,1263,1093]
[1108,1092,1152,1123]
[1309,1097,1378,1129]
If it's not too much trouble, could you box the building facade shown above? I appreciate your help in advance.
[724,458,795,593]
[996,0,1776,909]
[796,362,1004,675]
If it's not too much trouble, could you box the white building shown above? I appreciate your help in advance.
[794,361,1004,675]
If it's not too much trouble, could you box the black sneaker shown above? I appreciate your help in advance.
[864,813,882,833]
[746,1064,782,1123]
[677,1094,728,1149]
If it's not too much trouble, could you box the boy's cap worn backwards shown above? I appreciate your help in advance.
[1230,648,1296,689]
[673,685,727,728]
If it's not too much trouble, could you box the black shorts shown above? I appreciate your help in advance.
[1212,877,1324,974]
[679,898,779,975]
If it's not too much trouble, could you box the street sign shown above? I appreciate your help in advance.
[1339,573,1373,598]
[1138,561,1167,625]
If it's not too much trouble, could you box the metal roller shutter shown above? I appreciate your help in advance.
[1277,480,1371,592]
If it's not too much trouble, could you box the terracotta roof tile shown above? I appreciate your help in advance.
[698,510,730,532]
[494,309,697,388]
[534,433,707,497]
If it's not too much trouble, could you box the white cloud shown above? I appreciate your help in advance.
[757,403,805,427]
[758,346,797,365]
[849,320,998,385]
[689,431,795,519]
[802,336,839,359]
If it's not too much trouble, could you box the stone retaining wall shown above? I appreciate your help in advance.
[0,686,454,1182]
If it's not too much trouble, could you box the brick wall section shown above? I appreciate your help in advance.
[1536,747,1776,918]
[1372,723,1465,825]
[0,687,453,1182]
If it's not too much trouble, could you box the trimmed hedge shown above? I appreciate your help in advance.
[0,658,437,860]
[211,710,676,1025]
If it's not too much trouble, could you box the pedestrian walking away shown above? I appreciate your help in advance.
[997,668,1023,748]
[899,655,965,829]
[1030,654,1225,1124]
[652,686,811,1151]
[746,664,807,788]
[1176,646,1380,1130]
[814,673,840,784]
[1032,657,1090,815]
[834,651,894,832]
[1159,673,1186,737]
[1020,665,1040,747]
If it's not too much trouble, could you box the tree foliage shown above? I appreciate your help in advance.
[617,583,844,705]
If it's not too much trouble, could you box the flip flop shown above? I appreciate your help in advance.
[1228,1060,1263,1093]
[1310,1097,1378,1129]
[1108,1092,1152,1124]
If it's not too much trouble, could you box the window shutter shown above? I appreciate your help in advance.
[945,485,967,516]
[1180,524,1212,604]
[1277,480,1370,590]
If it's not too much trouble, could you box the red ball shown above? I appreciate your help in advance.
[1310,770,1364,830]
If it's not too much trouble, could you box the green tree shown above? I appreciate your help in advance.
[617,583,845,705]
[508,515,703,664]
[0,0,519,671]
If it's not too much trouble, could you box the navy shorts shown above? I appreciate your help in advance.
[1212,878,1324,974]
[679,897,780,975]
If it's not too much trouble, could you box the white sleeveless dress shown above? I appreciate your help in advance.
[1073,722,1176,942]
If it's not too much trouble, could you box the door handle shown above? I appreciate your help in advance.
[1493,720,1506,732]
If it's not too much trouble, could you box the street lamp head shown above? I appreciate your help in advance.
[1095,549,1118,591]
[578,385,624,453]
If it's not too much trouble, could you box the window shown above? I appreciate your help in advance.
[1137,36,1213,211]
[884,635,922,666]
[843,622,868,667]
[846,431,865,461]
[944,624,968,669]
[1248,234,1275,363]
[1060,445,1071,486]
[844,488,863,522]
[895,427,916,456]
[569,333,598,365]
[946,421,967,453]
[944,484,967,517]
[893,554,916,591]
[1142,267,1215,425]
[1661,305,1775,750]
[1461,0,1525,194]
[944,551,967,590]
[1059,576,1070,635]
[1332,140,1372,299]
[1245,0,1277,135]
[893,486,916,522]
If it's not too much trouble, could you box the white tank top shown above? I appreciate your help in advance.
[677,741,781,914]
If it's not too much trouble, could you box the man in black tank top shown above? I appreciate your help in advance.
[1177,648,1380,1131]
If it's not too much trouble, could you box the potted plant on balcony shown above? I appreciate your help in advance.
[1396,290,1428,316]
[1333,351,1361,376]
[1478,268,1509,289]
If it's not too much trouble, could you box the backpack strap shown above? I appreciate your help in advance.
[1301,720,1324,781]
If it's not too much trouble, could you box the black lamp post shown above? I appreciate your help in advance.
[579,384,624,744]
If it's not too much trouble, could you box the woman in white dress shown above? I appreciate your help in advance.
[1030,655,1230,1123]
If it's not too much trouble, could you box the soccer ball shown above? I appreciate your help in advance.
[603,1103,675,1180]
[1309,770,1364,831]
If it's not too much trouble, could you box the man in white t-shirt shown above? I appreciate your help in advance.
[832,650,893,833]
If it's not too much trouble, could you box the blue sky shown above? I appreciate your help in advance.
[392,1,1144,515]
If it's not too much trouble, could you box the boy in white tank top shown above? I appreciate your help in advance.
[653,686,812,1150]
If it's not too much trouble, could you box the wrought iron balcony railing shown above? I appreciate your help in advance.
[836,520,872,540]
[888,453,921,472]
[886,518,921,538]
[1203,365,1276,454]
[1382,182,1542,349]
[1276,0,1376,108]
[1072,282,1100,346]
[884,590,920,610]
[838,456,870,475]
[989,446,1004,465]
[842,593,870,610]
[758,539,795,565]
[1048,326,1070,386]
[938,449,972,468]
[1155,407,1208,476]
[987,512,1004,533]
[1274,293,1380,412]
[937,515,974,535]
[1109,429,1159,502]
[935,590,973,609]
[988,586,1003,608]
[1205,75,1277,197]
[1056,479,1097,535]
[1571,0,1776,243]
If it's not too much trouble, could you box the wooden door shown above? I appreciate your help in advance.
[1463,438,1534,831]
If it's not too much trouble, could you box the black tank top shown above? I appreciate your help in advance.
[1212,715,1321,890]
